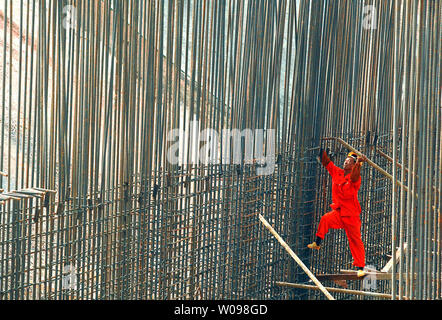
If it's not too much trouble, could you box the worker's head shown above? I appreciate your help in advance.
[343,152,358,170]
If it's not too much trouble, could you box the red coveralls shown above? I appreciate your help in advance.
[316,158,365,268]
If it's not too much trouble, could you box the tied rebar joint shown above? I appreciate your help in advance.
[185,175,191,188]
[153,184,160,200]
[56,202,65,216]
[365,131,371,146]
[43,194,50,210]
[123,182,129,202]
[88,199,93,212]
[277,154,282,165]
[166,173,172,188]
[138,192,144,205]
[205,176,211,192]
[33,209,40,223]
[236,164,243,176]
[96,198,104,211]
[373,134,379,148]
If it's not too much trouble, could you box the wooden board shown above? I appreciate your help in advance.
[381,243,407,272]
[316,272,414,281]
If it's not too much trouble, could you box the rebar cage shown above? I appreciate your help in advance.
[0,133,409,299]
[0,154,311,300]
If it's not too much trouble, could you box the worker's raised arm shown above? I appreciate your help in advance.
[350,155,367,182]
[319,149,338,177]
[319,149,331,167]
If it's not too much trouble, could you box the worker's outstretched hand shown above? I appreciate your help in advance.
[319,148,331,167]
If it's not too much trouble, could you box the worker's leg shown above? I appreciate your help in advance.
[342,216,365,268]
[315,210,344,241]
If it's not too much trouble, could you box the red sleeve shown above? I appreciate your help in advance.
[341,164,362,195]
[349,176,361,191]
[350,162,362,182]
[321,151,331,167]
[325,161,338,178]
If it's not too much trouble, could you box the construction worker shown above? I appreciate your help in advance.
[308,150,367,277]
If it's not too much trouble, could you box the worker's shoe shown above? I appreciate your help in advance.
[307,242,321,250]
[357,269,366,278]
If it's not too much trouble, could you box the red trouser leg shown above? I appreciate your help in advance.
[341,216,366,268]
[315,210,344,239]
[316,211,366,268]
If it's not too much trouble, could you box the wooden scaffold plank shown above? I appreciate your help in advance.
[258,214,335,300]
[275,282,408,300]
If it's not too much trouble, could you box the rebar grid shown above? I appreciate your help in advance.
[0,156,311,300]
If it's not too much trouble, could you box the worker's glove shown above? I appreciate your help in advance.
[356,155,367,164]
[318,148,331,167]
